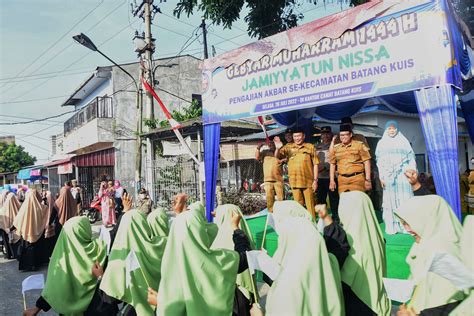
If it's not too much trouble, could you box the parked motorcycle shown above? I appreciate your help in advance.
[81,196,102,224]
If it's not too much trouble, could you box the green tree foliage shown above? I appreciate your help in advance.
[0,142,37,173]
[144,98,202,129]
[174,0,367,39]
[453,0,474,33]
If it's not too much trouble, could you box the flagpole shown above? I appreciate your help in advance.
[22,293,27,310]
[407,285,419,309]
[248,269,259,304]
[138,265,151,289]
[260,214,270,250]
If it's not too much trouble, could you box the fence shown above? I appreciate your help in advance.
[218,159,264,193]
[148,157,200,206]
[146,156,277,212]
[64,96,113,135]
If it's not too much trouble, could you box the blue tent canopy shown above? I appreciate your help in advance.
[203,0,473,221]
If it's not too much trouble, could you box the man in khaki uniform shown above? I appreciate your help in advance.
[275,129,319,219]
[256,141,284,212]
[330,124,372,193]
[333,117,369,146]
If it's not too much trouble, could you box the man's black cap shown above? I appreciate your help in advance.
[320,126,332,133]
[339,123,352,133]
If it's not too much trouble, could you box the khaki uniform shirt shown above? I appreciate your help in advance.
[279,143,319,188]
[329,140,371,175]
[334,133,369,147]
[260,150,283,182]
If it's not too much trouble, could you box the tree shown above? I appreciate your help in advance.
[174,0,367,39]
[453,0,474,33]
[0,142,37,173]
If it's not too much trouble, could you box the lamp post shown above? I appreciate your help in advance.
[72,33,143,192]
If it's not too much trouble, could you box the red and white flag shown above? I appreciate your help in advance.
[141,76,199,165]
[141,77,182,130]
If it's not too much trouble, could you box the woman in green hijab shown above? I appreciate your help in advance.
[395,195,465,315]
[157,202,252,316]
[264,201,344,316]
[211,204,257,316]
[24,216,115,316]
[450,215,474,316]
[339,191,391,316]
[100,209,167,316]
[147,207,169,238]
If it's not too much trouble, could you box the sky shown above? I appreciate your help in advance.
[0,0,349,164]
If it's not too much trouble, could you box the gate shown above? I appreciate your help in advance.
[148,157,200,206]
[78,166,114,206]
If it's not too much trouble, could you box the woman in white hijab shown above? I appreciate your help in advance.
[395,195,466,315]
[375,120,416,234]
[263,201,343,316]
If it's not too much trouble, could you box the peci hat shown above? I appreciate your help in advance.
[292,127,305,134]
[320,126,332,133]
[284,128,294,134]
[339,123,352,133]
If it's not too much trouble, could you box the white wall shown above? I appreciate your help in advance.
[62,118,114,153]
[354,112,469,173]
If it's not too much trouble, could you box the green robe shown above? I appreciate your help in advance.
[266,201,343,315]
[395,195,465,313]
[157,202,239,316]
[339,191,391,316]
[100,209,167,315]
[42,216,106,316]
[147,207,169,237]
[211,204,256,301]
[451,215,474,315]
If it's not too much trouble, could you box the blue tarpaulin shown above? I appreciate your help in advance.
[17,168,32,180]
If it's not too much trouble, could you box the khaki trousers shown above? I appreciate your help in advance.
[265,181,284,212]
[338,173,366,193]
[292,187,315,219]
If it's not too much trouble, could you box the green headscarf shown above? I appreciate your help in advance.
[147,207,169,237]
[395,195,465,313]
[460,215,473,271]
[339,191,391,316]
[100,209,167,315]
[211,204,256,301]
[157,202,239,316]
[266,206,343,316]
[189,201,219,243]
[450,215,474,315]
[42,216,106,316]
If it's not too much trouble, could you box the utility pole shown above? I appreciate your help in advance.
[201,18,209,59]
[197,18,209,204]
[131,0,157,195]
[143,0,155,199]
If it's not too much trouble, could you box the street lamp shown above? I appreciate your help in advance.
[72,33,143,192]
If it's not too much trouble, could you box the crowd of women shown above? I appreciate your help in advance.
[0,180,470,315]
[0,185,76,271]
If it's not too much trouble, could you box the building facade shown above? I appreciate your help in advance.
[49,55,202,204]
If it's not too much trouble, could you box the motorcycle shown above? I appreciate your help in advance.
[81,196,102,224]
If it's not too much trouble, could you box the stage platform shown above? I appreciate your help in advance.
[246,210,414,280]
